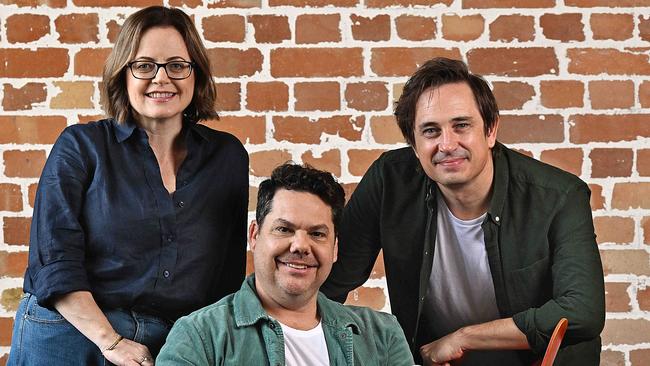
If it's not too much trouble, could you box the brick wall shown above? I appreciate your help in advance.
[1,0,649,364]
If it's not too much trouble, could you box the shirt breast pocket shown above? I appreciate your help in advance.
[509,256,551,311]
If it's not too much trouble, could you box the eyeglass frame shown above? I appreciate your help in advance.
[126,60,196,80]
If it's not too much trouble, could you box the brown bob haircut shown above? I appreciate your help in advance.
[394,57,499,146]
[102,6,218,124]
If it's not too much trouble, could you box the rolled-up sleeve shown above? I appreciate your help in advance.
[512,183,605,355]
[27,128,91,308]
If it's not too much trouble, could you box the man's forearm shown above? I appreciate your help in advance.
[458,318,529,351]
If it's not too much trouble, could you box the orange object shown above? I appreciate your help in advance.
[532,318,569,366]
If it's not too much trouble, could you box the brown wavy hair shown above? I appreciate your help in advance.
[101,6,218,124]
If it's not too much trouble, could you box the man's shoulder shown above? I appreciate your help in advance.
[374,146,419,168]
[174,293,237,333]
[318,294,399,332]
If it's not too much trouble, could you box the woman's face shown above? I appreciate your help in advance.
[126,26,195,127]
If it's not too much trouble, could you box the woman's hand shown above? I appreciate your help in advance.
[103,338,154,366]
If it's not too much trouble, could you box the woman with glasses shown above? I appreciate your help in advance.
[8,6,248,366]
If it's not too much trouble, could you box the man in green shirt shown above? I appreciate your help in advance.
[321,57,605,365]
[157,163,413,366]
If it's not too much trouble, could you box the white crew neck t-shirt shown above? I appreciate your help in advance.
[279,320,330,366]
[425,191,500,338]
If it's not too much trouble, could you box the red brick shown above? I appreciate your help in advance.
[395,15,436,41]
[568,48,650,75]
[0,116,67,144]
[590,148,633,178]
[539,148,583,176]
[249,187,258,212]
[640,285,650,310]
[492,81,535,110]
[602,319,650,345]
[271,48,363,77]
[1,352,8,366]
[72,0,162,5]
[344,286,386,311]
[540,13,584,41]
[0,184,23,212]
[590,14,633,40]
[4,217,31,246]
[301,150,341,177]
[106,19,122,43]
[600,350,625,366]
[2,83,46,111]
[497,115,564,143]
[270,0,357,5]
[169,0,202,6]
[0,49,69,78]
[600,250,650,276]
[55,13,99,43]
[540,80,584,108]
[208,48,263,77]
[249,15,291,44]
[566,0,650,6]
[202,116,265,145]
[0,251,28,278]
[370,116,404,144]
[342,183,358,203]
[630,349,650,366]
[295,14,341,44]
[273,116,364,144]
[74,48,111,77]
[207,0,261,8]
[294,82,340,111]
[1,0,65,6]
[612,183,650,209]
[250,150,292,177]
[51,81,94,109]
[638,150,650,176]
[0,318,12,346]
[246,249,254,275]
[1,287,23,313]
[367,0,450,6]
[6,14,50,43]
[3,150,46,178]
[442,14,484,42]
[641,15,650,42]
[589,80,634,109]
[463,0,554,7]
[28,184,37,208]
[215,83,241,112]
[467,48,558,76]
[489,15,534,42]
[370,47,461,76]
[569,114,650,143]
[594,216,635,244]
[589,183,605,210]
[605,282,631,312]
[641,81,650,108]
[246,82,288,112]
[202,15,245,43]
[345,82,388,111]
[351,14,390,41]
[348,149,385,176]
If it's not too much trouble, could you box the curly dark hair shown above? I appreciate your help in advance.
[394,57,499,146]
[256,163,345,234]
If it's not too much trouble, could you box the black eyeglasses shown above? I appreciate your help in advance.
[127,60,195,80]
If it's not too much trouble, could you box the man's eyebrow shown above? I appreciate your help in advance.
[417,121,440,131]
[308,224,330,233]
[273,218,296,228]
[451,116,473,122]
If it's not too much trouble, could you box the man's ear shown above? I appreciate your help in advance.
[248,220,259,252]
[487,117,499,148]
[332,238,338,263]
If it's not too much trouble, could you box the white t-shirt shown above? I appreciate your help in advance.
[279,320,330,366]
[425,191,500,338]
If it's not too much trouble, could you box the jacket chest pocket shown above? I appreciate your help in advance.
[508,256,551,312]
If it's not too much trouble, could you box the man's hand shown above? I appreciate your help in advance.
[419,331,465,366]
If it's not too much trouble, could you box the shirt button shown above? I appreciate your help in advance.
[167,235,174,242]
[177,201,184,208]
[163,270,170,278]
[495,216,500,222]
[269,323,276,329]
[425,251,429,256]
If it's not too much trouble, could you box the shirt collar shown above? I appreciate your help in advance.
[232,275,360,334]
[112,118,209,144]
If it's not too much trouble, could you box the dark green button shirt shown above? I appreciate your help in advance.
[157,275,414,365]
[322,142,605,365]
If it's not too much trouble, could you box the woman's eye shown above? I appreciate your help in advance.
[168,63,184,71]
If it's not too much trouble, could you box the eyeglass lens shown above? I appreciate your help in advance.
[130,61,192,79]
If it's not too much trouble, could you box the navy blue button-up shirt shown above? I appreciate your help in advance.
[24,119,249,321]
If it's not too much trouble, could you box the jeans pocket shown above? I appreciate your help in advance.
[25,296,67,324]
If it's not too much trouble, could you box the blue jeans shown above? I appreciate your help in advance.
[8,293,173,366]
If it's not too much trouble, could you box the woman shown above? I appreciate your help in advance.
[8,6,248,366]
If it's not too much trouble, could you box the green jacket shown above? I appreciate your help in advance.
[157,275,414,366]
[321,142,605,365]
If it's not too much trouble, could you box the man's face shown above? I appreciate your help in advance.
[412,82,498,192]
[250,189,338,308]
